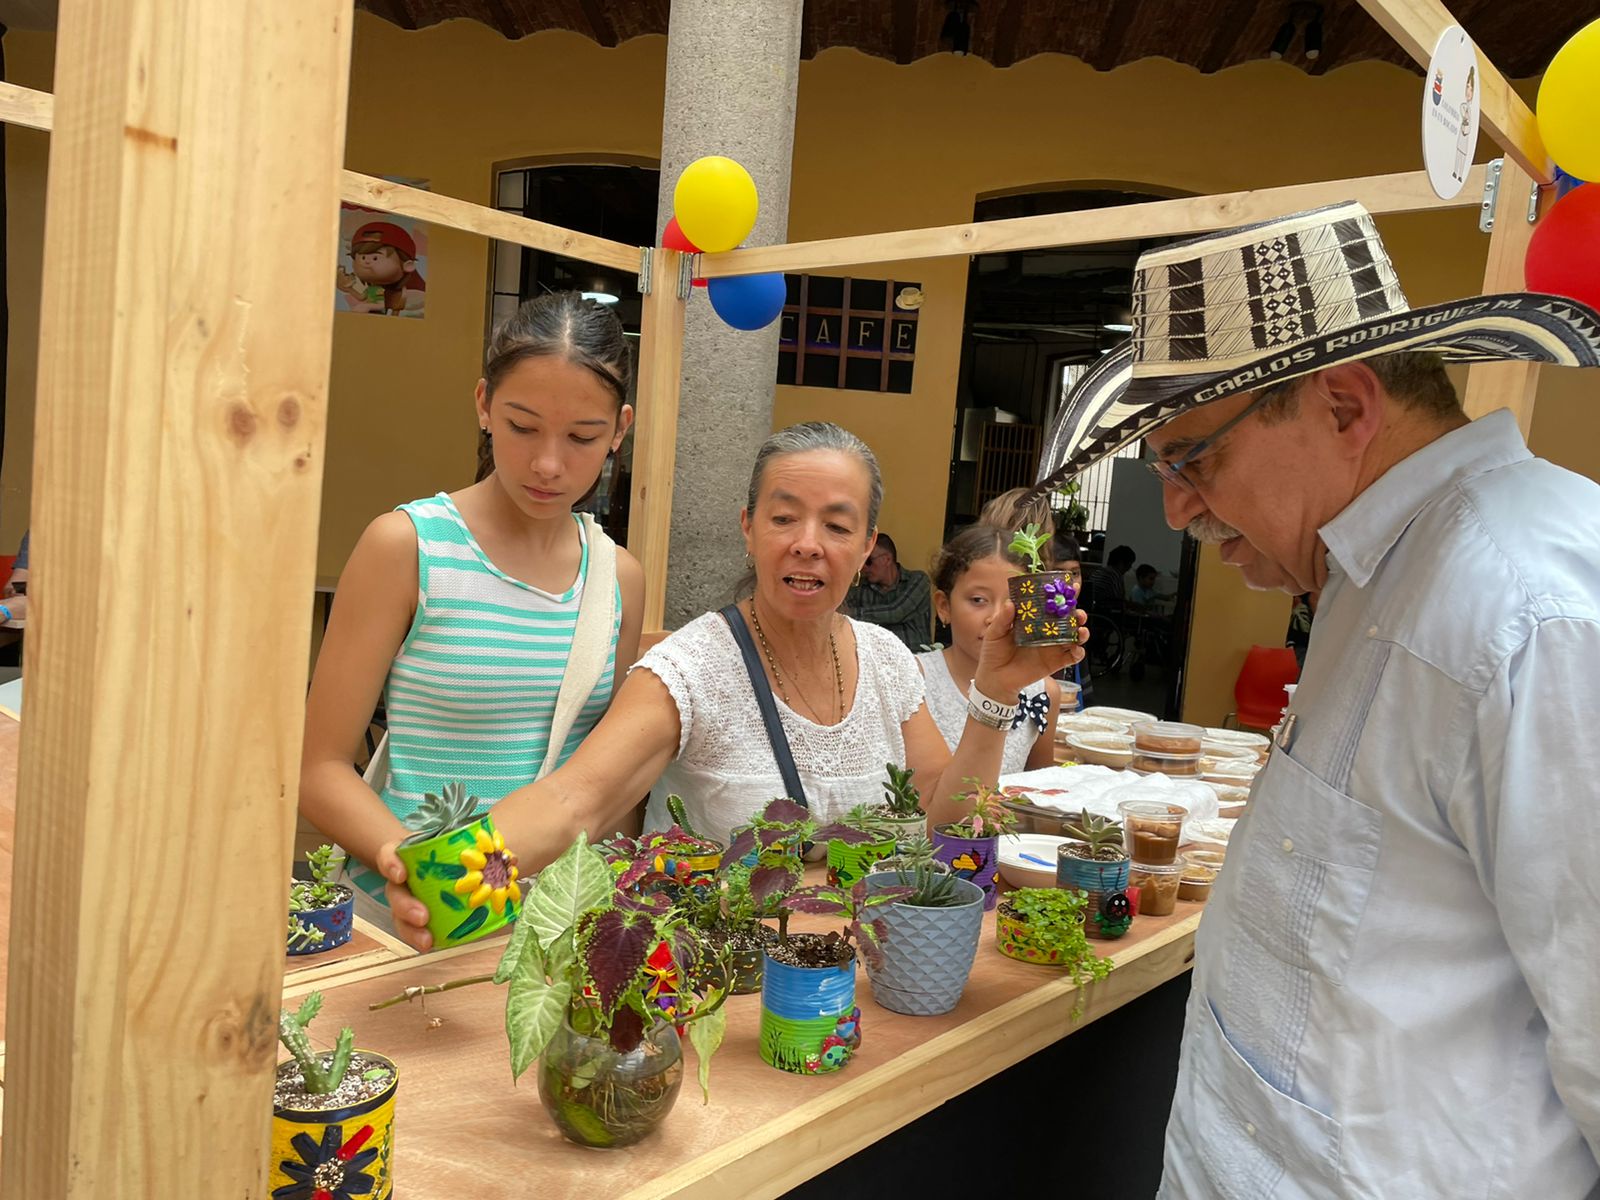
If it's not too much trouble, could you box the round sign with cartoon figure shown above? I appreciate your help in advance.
[1422,25,1481,201]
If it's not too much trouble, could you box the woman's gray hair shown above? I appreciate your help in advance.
[745,421,884,533]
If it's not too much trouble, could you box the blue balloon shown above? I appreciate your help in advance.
[707,272,787,331]
[1555,165,1587,200]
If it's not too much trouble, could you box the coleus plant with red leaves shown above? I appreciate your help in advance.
[496,833,731,1101]
[777,877,913,971]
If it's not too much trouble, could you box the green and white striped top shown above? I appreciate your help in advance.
[376,493,620,824]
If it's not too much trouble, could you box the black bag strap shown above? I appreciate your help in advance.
[720,603,809,810]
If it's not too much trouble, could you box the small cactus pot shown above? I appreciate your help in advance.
[866,810,929,848]
[1009,572,1079,647]
[271,1052,398,1199]
[1055,846,1131,894]
[863,872,986,1015]
[825,835,897,889]
[395,815,519,948]
[288,884,355,956]
[932,827,1001,910]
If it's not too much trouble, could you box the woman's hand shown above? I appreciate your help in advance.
[377,839,435,953]
[971,598,1088,700]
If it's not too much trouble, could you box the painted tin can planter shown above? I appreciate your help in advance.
[996,905,1076,965]
[932,827,1001,910]
[867,810,929,848]
[537,1016,684,1149]
[825,835,897,889]
[760,953,861,1074]
[1082,889,1134,940]
[863,872,985,1016]
[395,815,519,948]
[1009,572,1079,647]
[288,884,354,956]
[271,1053,398,1199]
[643,839,724,904]
[1055,847,1130,895]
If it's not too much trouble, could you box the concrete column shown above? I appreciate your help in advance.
[656,0,804,628]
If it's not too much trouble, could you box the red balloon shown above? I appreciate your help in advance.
[1525,184,1600,309]
[662,215,701,253]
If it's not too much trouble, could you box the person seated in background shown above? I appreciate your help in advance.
[847,530,933,650]
[1085,543,1134,610]
[2,529,28,625]
[1128,563,1160,608]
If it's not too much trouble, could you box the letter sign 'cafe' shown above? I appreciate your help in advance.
[777,274,921,394]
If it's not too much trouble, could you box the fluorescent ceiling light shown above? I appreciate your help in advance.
[582,291,620,305]
[1102,322,1133,332]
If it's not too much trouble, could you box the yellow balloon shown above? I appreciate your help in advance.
[674,156,759,254]
[1538,18,1600,183]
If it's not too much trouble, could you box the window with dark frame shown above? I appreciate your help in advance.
[777,275,921,394]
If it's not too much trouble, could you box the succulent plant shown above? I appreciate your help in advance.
[880,763,923,817]
[278,993,354,1095]
[1008,523,1052,574]
[1062,808,1125,859]
[400,781,480,845]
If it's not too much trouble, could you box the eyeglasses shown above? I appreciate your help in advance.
[1147,380,1294,493]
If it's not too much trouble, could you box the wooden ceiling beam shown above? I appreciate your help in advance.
[576,0,619,46]
[1196,0,1256,73]
[891,0,918,64]
[1090,0,1138,71]
[990,0,1024,68]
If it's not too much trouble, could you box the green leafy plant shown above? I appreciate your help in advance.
[776,878,912,970]
[1008,522,1052,574]
[495,834,731,1102]
[278,992,354,1095]
[1000,887,1114,1013]
[1054,479,1090,531]
[874,832,950,877]
[884,860,968,908]
[880,763,923,817]
[940,779,1019,840]
[399,781,480,845]
[289,843,346,913]
[286,914,324,954]
[1062,808,1126,860]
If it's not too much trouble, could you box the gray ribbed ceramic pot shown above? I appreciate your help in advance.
[861,872,986,1016]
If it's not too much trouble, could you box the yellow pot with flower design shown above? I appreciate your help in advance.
[395,782,520,947]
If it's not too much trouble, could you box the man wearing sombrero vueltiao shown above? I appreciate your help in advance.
[1039,202,1600,1198]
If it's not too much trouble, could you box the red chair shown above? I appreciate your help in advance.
[1228,645,1300,731]
[0,554,16,592]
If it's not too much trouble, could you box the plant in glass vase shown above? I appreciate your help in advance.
[1008,522,1079,648]
[493,834,731,1149]
[758,877,910,1074]
[931,779,1019,910]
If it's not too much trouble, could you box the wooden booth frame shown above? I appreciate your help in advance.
[0,0,1556,1192]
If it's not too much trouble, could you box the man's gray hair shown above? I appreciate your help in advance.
[746,421,884,532]
[1259,351,1461,423]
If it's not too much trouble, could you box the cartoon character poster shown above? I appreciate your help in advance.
[337,177,428,318]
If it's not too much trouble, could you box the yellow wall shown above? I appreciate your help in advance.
[4,18,1597,706]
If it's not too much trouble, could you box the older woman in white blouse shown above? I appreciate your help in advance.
[377,422,1084,950]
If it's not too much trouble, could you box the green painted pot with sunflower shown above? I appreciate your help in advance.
[274,993,398,1199]
[1006,524,1080,647]
[395,782,519,948]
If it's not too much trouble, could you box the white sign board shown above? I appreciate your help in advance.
[1422,25,1482,200]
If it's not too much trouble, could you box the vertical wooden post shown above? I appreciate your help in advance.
[1463,157,1544,435]
[628,248,688,630]
[1,1,353,1195]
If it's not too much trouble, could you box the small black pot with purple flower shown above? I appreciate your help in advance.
[1007,523,1079,647]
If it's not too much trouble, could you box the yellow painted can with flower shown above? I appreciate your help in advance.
[271,1055,398,1199]
[395,814,519,947]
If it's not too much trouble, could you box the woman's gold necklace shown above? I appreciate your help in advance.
[749,600,844,724]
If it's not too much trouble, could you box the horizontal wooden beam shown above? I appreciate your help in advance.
[0,81,52,132]
[700,165,1487,278]
[1355,0,1550,183]
[0,81,641,272]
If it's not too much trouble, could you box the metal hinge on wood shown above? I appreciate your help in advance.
[1479,158,1503,233]
[678,255,695,299]
[638,246,653,295]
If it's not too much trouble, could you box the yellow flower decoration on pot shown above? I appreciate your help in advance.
[1018,579,1035,595]
[454,827,520,914]
[1042,621,1060,637]
[1017,599,1039,621]
[1022,622,1034,634]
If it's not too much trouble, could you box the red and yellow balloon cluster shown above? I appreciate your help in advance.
[1526,19,1600,309]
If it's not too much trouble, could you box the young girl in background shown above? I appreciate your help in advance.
[298,292,645,920]
[918,524,1062,773]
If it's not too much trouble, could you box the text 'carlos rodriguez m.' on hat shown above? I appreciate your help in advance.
[1032,200,1600,491]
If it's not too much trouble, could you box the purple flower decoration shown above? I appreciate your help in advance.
[1042,576,1076,617]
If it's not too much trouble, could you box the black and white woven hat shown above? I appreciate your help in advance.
[1035,201,1600,486]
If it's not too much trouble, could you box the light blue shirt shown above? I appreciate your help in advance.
[1161,410,1600,1199]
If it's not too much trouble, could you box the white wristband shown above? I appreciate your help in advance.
[967,682,1018,730]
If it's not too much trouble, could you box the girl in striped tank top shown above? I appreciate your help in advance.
[299,294,644,923]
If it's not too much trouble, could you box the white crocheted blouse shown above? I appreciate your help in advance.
[633,611,927,843]
[915,648,1046,775]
